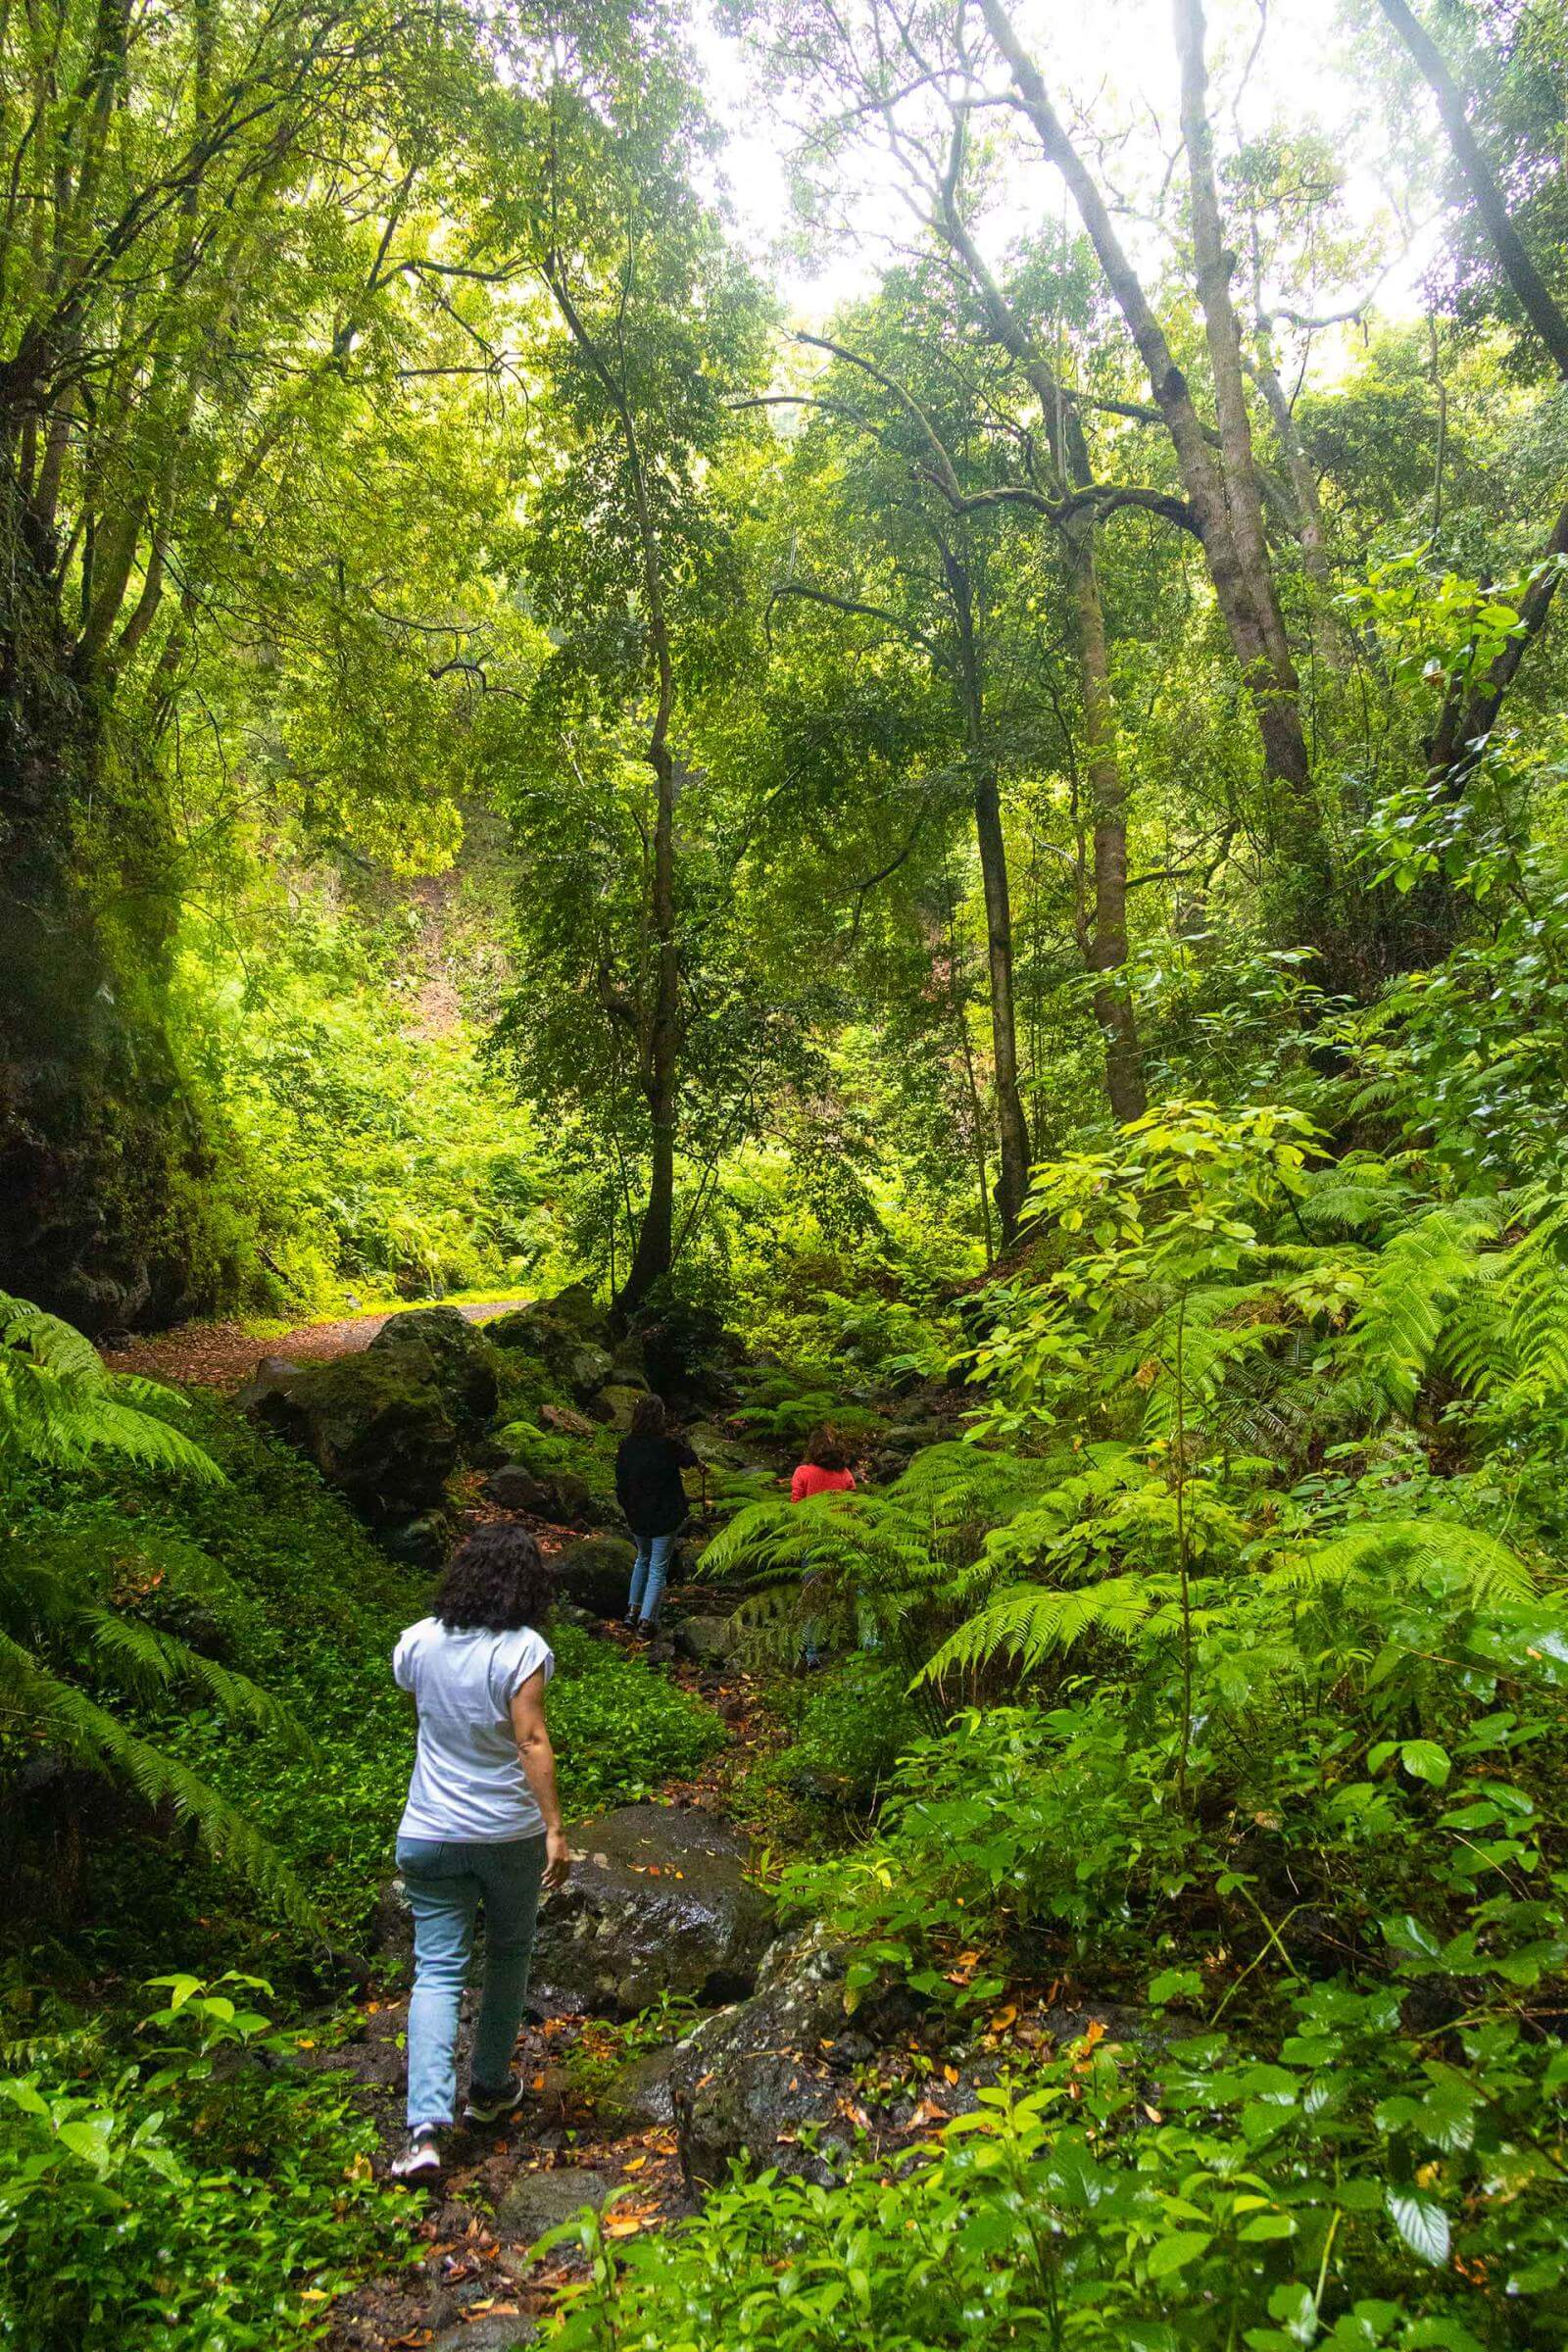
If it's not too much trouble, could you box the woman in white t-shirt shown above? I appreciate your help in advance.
[389,1523,570,2182]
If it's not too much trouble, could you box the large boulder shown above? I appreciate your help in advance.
[241,1347,459,1525]
[486,1462,598,1529]
[368,1305,499,1430]
[588,1383,647,1433]
[668,1927,925,2188]
[550,1533,634,1616]
[529,1804,772,2019]
[563,1340,615,1402]
[485,1463,555,1515]
[671,1937,1176,2190]
[672,1611,738,1666]
[488,1289,612,1400]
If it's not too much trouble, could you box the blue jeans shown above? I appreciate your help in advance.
[396,1834,547,2130]
[628,1530,675,1625]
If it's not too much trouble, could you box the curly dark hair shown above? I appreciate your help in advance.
[628,1392,668,1438]
[434,1522,555,1632]
[803,1422,849,1473]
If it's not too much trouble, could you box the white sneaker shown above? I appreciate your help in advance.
[390,2127,444,2181]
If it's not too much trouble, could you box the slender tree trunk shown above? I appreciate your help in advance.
[1174,0,1295,688]
[1244,338,1346,670]
[971,763,1031,1243]
[979,0,1317,822]
[617,738,681,1314]
[1069,523,1147,1122]
[544,251,683,1319]
[1377,0,1568,773]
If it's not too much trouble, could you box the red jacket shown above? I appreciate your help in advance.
[790,1463,857,1502]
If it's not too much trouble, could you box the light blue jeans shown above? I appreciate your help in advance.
[396,1834,548,2130]
[628,1530,675,1625]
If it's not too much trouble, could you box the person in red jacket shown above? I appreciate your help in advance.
[790,1424,858,1502]
[789,1426,856,1669]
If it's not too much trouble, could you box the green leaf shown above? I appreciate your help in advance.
[1387,2186,1449,2267]
[1147,2231,1212,2278]
[1398,1740,1450,1788]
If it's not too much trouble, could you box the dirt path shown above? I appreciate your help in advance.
[100,1299,524,1391]
[321,1638,782,2352]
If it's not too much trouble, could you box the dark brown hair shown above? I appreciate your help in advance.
[435,1522,554,1631]
[628,1392,669,1438]
[803,1422,849,1473]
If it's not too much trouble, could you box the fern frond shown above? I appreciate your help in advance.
[79,1608,305,1742]
[917,1573,1176,1684]
[0,1291,224,1485]
[1272,1518,1535,1608]
[0,1632,316,1924]
[1348,1202,1501,1412]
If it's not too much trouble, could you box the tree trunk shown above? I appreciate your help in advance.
[972,763,1031,1243]
[1069,524,1147,1123]
[0,457,218,1330]
[616,737,681,1317]
[1377,0,1568,773]
[1173,0,1296,689]
[979,0,1317,821]
[928,190,1146,1120]
[543,255,685,1323]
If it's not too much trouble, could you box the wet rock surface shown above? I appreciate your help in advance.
[529,1804,772,2019]
[668,1926,926,2187]
[494,2164,610,2244]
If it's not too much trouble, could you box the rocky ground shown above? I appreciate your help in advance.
[318,1630,773,2352]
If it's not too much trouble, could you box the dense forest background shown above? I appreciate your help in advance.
[7,0,1568,2344]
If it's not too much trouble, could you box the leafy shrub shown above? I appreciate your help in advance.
[0,1975,410,2352]
[767,1656,917,1809]
[547,2011,1568,2349]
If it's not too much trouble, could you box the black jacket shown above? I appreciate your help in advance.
[614,1430,699,1538]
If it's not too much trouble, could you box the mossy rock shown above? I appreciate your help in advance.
[241,1346,459,1525]
[552,1533,635,1617]
[590,1383,647,1433]
[368,1304,499,1430]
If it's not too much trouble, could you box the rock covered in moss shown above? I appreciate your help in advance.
[550,1533,634,1616]
[493,2165,608,2245]
[589,1383,647,1432]
[529,1804,772,2018]
[240,1345,459,1524]
[380,1510,453,1571]
[367,1304,499,1430]
[672,1611,738,1665]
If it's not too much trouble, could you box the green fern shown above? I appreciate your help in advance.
[1271,1518,1535,1609]
[0,1292,313,1923]
[1347,1201,1502,1413]
[0,1293,223,1485]
[916,1572,1181,1685]
[0,1633,314,1922]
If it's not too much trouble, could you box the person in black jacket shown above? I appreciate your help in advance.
[614,1395,699,1632]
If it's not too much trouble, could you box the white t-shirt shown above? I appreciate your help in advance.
[393,1617,554,1843]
